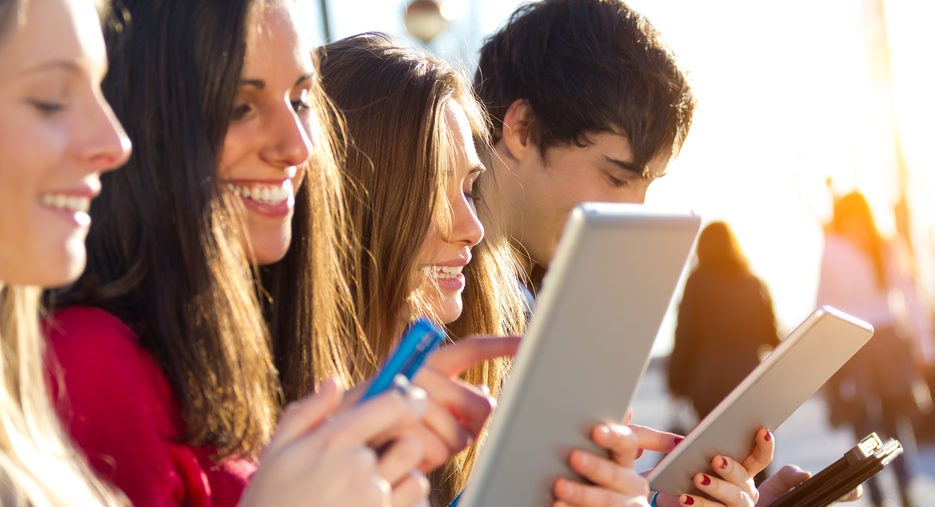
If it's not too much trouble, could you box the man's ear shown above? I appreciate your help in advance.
[501,99,535,162]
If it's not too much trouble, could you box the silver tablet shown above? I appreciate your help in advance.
[647,305,874,495]
[458,202,701,507]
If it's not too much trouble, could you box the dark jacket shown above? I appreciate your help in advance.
[667,265,780,419]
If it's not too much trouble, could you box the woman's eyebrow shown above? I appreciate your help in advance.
[238,73,312,90]
[294,73,313,87]
[239,78,265,89]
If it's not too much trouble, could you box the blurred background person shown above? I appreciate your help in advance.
[817,189,932,507]
[666,221,781,482]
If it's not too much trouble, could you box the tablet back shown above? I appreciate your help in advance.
[647,306,875,494]
[458,202,701,507]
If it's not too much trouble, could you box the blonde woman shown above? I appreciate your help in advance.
[0,0,130,504]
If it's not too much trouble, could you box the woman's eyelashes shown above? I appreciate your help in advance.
[231,102,253,121]
[231,90,310,121]
[290,88,311,113]
[27,99,66,115]
[24,77,71,116]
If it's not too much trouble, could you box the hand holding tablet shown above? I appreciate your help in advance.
[647,306,874,495]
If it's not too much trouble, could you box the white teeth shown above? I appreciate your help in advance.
[40,193,90,213]
[225,181,292,205]
[421,265,463,279]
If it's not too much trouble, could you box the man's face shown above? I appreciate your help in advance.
[493,130,668,270]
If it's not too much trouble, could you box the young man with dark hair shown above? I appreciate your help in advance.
[474,0,694,288]
[472,2,864,505]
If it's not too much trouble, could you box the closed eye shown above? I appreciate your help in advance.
[605,172,631,188]
[28,100,65,115]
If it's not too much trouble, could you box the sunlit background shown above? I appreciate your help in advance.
[305,0,935,355]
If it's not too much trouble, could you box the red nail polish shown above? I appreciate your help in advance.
[719,457,728,469]
[700,474,711,486]
[764,430,772,442]
[674,436,684,445]
[635,448,644,459]
[683,495,695,505]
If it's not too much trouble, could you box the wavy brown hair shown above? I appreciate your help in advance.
[318,32,526,505]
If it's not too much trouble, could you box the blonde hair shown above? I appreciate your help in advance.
[0,1,119,503]
[0,285,126,506]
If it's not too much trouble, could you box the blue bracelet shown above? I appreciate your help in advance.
[650,490,660,507]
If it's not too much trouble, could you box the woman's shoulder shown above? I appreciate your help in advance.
[46,306,143,356]
[45,305,167,398]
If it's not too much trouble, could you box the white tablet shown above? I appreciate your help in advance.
[457,202,701,507]
[647,305,874,495]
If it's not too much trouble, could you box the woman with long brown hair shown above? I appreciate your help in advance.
[818,190,931,507]
[668,221,780,423]
[43,0,431,505]
[317,33,528,504]
[0,0,130,503]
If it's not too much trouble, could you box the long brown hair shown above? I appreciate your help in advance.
[829,190,887,290]
[0,1,125,504]
[48,0,278,458]
[318,32,526,505]
[261,50,369,402]
[695,221,751,276]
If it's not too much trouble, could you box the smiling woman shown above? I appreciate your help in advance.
[40,0,432,505]
[218,2,315,265]
[0,0,130,504]
[318,32,527,504]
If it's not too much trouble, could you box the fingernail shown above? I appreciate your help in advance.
[719,457,728,469]
[574,451,592,467]
[682,494,695,505]
[398,380,428,415]
[674,436,684,445]
[635,448,644,459]
[596,424,612,439]
[764,429,772,442]
[700,474,711,486]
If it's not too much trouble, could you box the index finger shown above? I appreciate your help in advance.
[324,390,427,449]
[425,335,521,377]
[629,423,685,454]
[740,427,774,476]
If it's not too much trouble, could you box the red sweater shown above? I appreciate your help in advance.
[46,306,256,507]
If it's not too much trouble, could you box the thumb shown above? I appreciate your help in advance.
[265,377,344,456]
[757,464,810,502]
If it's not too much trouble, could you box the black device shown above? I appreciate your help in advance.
[770,433,903,507]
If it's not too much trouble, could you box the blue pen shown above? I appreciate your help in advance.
[358,318,445,403]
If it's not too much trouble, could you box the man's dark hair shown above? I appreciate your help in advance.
[474,0,695,171]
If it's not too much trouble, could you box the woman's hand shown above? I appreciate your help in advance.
[346,335,521,472]
[755,464,862,506]
[646,426,775,507]
[240,377,429,507]
[552,423,652,506]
